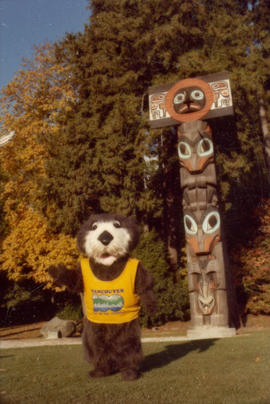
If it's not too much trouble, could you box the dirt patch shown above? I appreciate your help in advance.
[239,314,270,329]
[0,322,46,340]
[142,320,190,337]
[0,320,189,340]
[1,315,270,340]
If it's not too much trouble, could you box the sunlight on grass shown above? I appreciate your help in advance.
[1,330,270,404]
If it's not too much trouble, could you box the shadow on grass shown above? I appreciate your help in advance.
[0,355,14,360]
[142,339,217,372]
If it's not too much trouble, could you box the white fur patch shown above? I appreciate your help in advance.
[84,221,131,266]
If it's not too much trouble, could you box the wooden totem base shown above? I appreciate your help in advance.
[187,326,236,339]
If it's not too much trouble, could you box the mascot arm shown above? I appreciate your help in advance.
[48,262,83,293]
[135,262,157,316]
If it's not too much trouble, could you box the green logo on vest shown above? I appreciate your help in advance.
[93,294,124,312]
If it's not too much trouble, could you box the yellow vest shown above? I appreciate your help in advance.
[81,257,140,324]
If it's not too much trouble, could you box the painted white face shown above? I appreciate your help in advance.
[84,220,131,266]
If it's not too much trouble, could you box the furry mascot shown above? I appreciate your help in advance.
[49,213,156,381]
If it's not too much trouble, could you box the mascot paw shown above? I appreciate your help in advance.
[48,264,67,285]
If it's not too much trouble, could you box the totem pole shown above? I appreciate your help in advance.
[147,72,236,337]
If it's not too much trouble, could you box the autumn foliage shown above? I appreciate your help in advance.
[232,199,270,315]
[0,44,78,288]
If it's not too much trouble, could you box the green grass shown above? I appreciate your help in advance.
[1,330,270,404]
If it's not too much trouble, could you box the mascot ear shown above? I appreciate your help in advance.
[76,217,93,254]
[129,216,139,229]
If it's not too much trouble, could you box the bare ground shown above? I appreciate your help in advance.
[1,315,270,341]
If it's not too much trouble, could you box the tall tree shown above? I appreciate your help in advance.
[250,0,270,175]
[0,43,78,286]
[42,0,269,251]
[41,0,208,238]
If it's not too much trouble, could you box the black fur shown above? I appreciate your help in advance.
[49,214,156,381]
[77,213,140,255]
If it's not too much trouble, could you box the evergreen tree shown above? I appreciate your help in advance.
[41,1,268,256]
[40,0,208,237]
[250,0,270,175]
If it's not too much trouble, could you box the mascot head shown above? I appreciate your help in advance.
[77,214,139,266]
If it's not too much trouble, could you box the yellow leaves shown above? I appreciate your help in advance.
[0,206,78,287]
[1,42,75,137]
[0,42,76,206]
[0,42,78,290]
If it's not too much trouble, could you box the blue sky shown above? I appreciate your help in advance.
[0,0,89,90]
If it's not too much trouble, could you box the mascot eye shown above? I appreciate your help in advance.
[184,214,198,235]
[191,90,204,101]
[113,221,121,228]
[197,138,213,157]
[91,222,98,230]
[202,212,220,234]
[173,91,186,104]
[178,141,192,159]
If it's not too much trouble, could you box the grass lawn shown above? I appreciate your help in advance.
[1,330,270,404]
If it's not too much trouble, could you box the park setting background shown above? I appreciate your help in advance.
[0,0,270,329]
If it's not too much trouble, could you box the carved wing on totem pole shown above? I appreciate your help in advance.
[147,72,233,129]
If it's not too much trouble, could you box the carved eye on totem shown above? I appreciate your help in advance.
[178,141,192,159]
[184,212,220,236]
[173,86,206,114]
[173,91,186,105]
[184,214,198,235]
[197,138,213,157]
[202,212,220,234]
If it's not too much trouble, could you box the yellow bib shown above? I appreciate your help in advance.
[81,257,140,324]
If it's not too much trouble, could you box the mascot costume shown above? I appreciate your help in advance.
[49,213,156,381]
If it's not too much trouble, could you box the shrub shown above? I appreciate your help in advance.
[56,301,83,321]
[0,277,56,326]
[133,230,189,326]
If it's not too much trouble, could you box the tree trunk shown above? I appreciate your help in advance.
[259,98,270,170]
[162,129,181,270]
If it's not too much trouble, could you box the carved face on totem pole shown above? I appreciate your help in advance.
[147,72,233,129]
[183,198,228,323]
[181,181,224,318]
[183,206,221,316]
[165,78,214,123]
[184,207,220,258]
[177,123,217,187]
[173,86,206,114]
